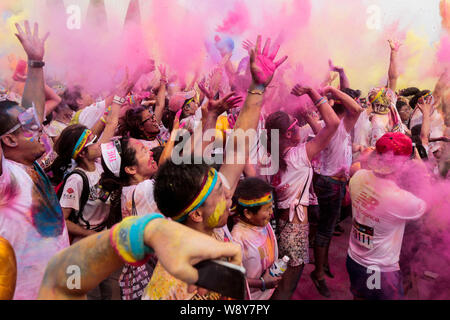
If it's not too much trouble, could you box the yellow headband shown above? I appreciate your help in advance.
[369,88,385,104]
[72,129,92,160]
[173,168,218,222]
[238,192,273,208]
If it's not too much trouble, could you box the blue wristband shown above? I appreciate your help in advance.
[110,213,165,266]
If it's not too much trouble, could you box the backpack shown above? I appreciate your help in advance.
[56,169,91,228]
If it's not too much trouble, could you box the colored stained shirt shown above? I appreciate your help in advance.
[231,220,278,300]
[121,179,159,218]
[142,228,231,300]
[348,170,426,272]
[0,157,69,299]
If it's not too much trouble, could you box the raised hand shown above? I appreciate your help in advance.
[141,59,156,74]
[242,39,254,53]
[328,59,344,73]
[158,64,167,83]
[416,99,432,117]
[388,39,401,52]
[15,21,49,61]
[249,35,288,87]
[198,81,242,115]
[291,84,312,97]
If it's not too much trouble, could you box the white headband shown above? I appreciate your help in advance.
[101,141,122,178]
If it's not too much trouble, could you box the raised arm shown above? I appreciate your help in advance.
[154,65,168,124]
[329,60,350,89]
[291,85,340,161]
[387,40,401,92]
[220,36,287,194]
[417,99,432,147]
[15,21,49,122]
[44,84,62,116]
[37,216,242,299]
[323,86,363,131]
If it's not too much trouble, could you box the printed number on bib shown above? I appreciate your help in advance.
[352,220,374,249]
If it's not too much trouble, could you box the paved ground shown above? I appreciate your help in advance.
[292,218,353,300]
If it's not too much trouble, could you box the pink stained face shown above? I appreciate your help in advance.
[129,138,158,178]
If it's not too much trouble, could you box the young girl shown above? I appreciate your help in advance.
[231,177,280,300]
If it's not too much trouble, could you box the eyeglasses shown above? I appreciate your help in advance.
[142,114,156,125]
[84,135,98,148]
[183,98,195,110]
[287,119,298,132]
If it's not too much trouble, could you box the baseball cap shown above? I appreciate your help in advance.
[368,132,413,174]
[375,132,413,156]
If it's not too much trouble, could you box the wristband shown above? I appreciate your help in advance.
[113,95,126,106]
[260,276,266,292]
[110,214,165,266]
[28,60,45,68]
[315,97,328,107]
[100,117,106,124]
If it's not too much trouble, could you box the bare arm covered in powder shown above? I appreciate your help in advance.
[15,21,49,122]
[291,85,340,162]
[220,35,287,194]
[323,86,363,132]
[387,40,401,92]
[37,218,241,300]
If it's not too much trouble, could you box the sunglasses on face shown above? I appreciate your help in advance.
[142,114,156,125]
[84,135,98,148]
[287,118,298,132]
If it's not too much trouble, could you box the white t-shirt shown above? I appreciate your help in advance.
[348,170,427,272]
[265,143,312,211]
[46,120,68,138]
[0,157,69,299]
[73,100,106,129]
[316,119,352,178]
[60,162,110,240]
[121,179,159,218]
[409,107,445,152]
[353,110,371,157]
[140,139,162,152]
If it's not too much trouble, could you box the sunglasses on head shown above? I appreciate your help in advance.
[1,105,42,137]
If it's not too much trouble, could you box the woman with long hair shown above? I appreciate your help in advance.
[263,85,341,300]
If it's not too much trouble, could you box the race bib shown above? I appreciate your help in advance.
[352,220,374,249]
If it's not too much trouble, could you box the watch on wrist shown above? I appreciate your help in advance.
[28,60,45,68]
[113,95,126,106]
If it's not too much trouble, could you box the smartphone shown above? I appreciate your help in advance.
[194,259,247,300]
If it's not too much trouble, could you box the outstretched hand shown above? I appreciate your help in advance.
[249,35,288,87]
[242,39,254,53]
[158,64,167,83]
[291,84,312,97]
[198,81,243,116]
[15,21,49,61]
[388,39,401,52]
[416,100,432,117]
[328,59,344,73]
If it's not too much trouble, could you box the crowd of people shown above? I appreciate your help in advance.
[0,20,449,301]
